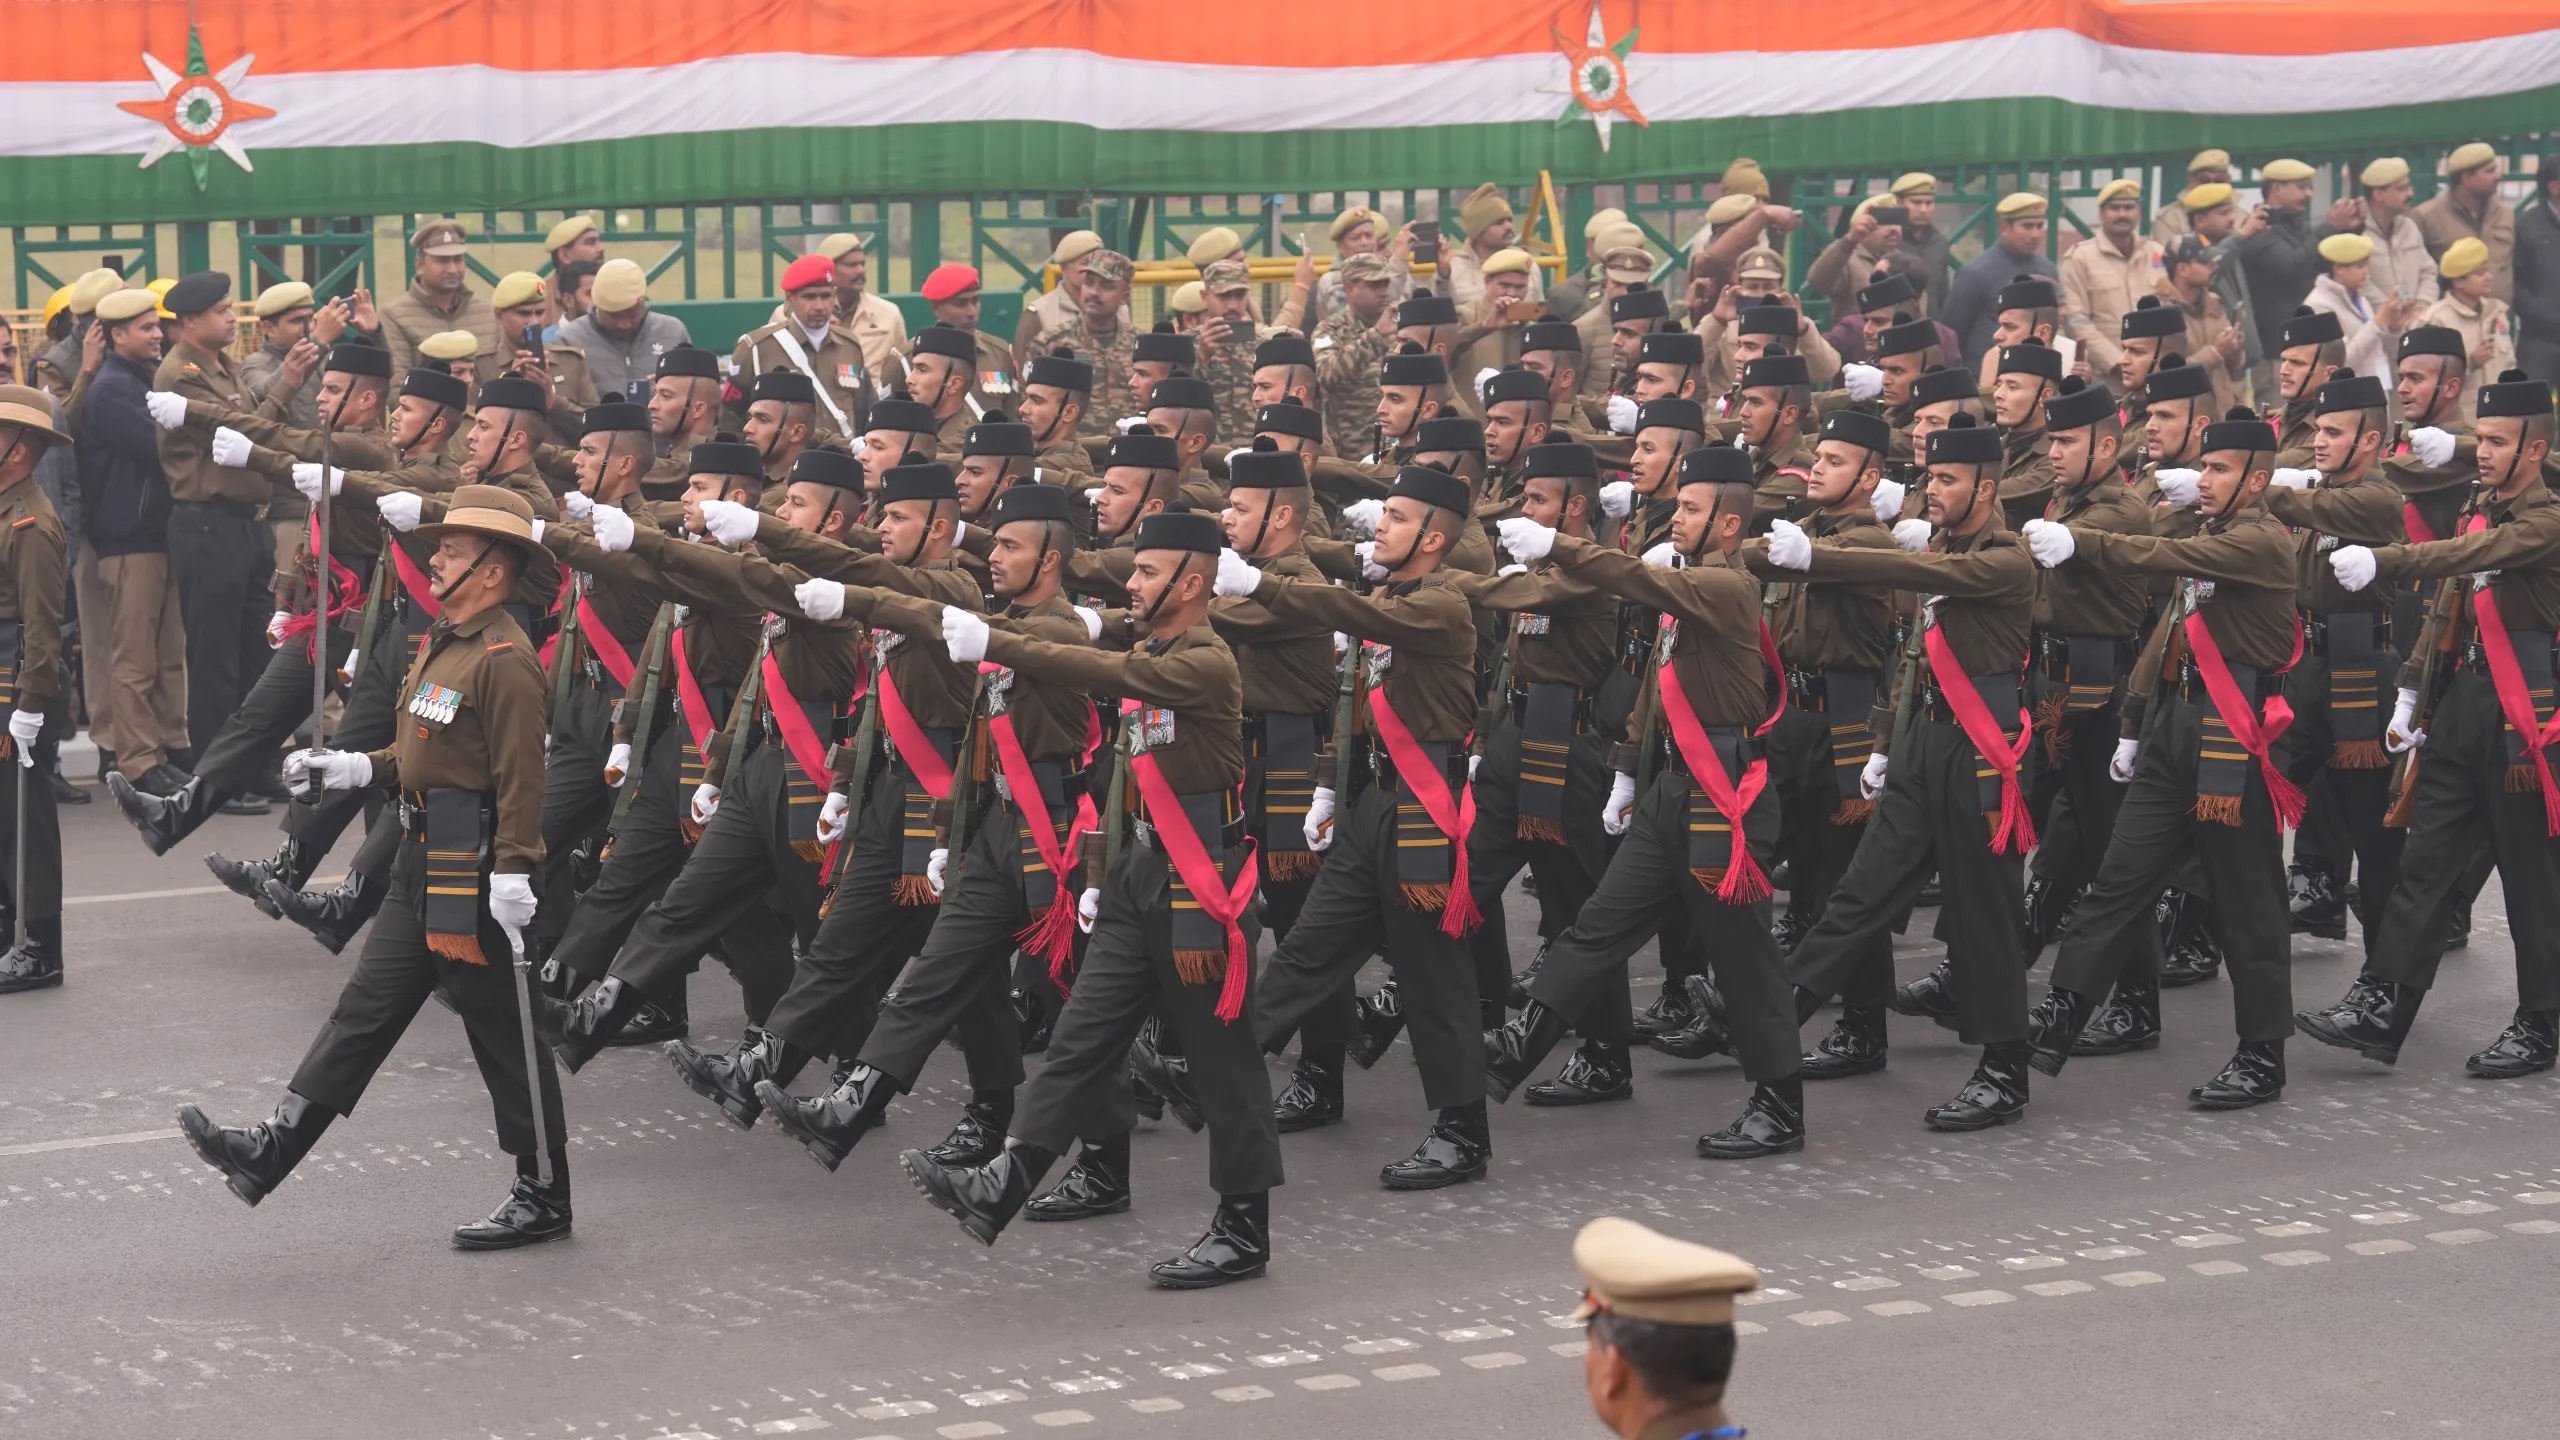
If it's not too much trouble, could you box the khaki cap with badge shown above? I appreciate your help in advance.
[490,272,545,310]
[1995,192,2049,219]
[543,215,599,251]
[1734,247,1787,283]
[1583,207,1628,242]
[1891,171,1937,197]
[2360,157,2412,189]
[592,258,647,313]
[1052,230,1105,266]
[1704,193,1759,226]
[2446,141,2498,174]
[1330,207,1384,243]
[815,231,872,260]
[2182,181,2236,212]
[419,330,481,363]
[2318,232,2375,265]
[2259,158,2315,182]
[1168,281,1208,315]
[2188,148,2232,173]
[1479,247,1535,277]
[411,219,469,257]
[68,268,125,317]
[1571,1216,1760,1328]
[253,281,315,318]
[94,288,159,324]
[0,384,71,450]
[1185,227,1242,270]
[2094,178,2141,205]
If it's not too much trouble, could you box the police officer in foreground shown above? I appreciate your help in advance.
[1572,1216,1757,1440]
[0,386,71,994]
[176,486,569,1248]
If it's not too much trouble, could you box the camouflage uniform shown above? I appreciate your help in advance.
[1312,262,1404,462]
[1036,251,1140,442]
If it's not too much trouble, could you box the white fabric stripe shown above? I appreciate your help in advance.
[9,31,2556,158]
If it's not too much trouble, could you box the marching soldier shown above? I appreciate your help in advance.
[641,346,729,493]
[1126,329,1195,430]
[742,370,822,502]
[1017,347,1100,491]
[0,386,71,993]
[1729,353,1818,527]
[2271,307,2346,465]
[730,254,873,443]
[176,487,570,1247]
[1989,339,2061,527]
[906,323,985,454]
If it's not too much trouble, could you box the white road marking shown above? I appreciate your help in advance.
[65,876,345,907]
[0,1128,180,1158]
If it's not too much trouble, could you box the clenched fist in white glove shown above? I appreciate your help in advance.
[1303,786,1336,851]
[1354,540,1388,581]
[1870,477,1907,523]
[1115,414,1146,435]
[816,789,851,845]
[488,873,538,932]
[603,742,631,785]
[1892,518,1933,552]
[1598,480,1634,519]
[926,847,949,898]
[1076,886,1101,932]
[588,502,634,552]
[1341,499,1384,538]
[6,709,39,765]
[1840,362,1884,402]
[1640,541,1684,569]
[2110,738,2140,783]
[1496,515,1557,564]
[1765,518,1812,570]
[1602,771,1637,835]
[699,498,759,547]
[2386,688,2425,753]
[291,462,344,502]
[1606,394,1640,435]
[2153,467,2201,508]
[284,748,373,791]
[689,782,721,826]
[2409,426,2456,468]
[2269,467,2316,489]
[209,426,253,469]
[1073,605,1103,641]
[265,611,291,649]
[1859,751,1890,800]
[942,605,990,663]
[2330,544,2376,593]
[795,577,846,621]
[1213,547,1262,597]
[562,490,594,520]
[2022,518,2077,568]
[144,390,189,431]
[377,491,424,532]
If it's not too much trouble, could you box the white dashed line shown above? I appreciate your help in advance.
[2507,1219,2560,1235]
[1374,1364,1439,1382]
[2348,1239,2416,1256]
[1866,1300,1932,1318]
[2262,1250,2330,1267]
[1461,1352,1526,1369]
[1031,1411,1093,1428]
[0,1129,181,1158]
[1125,1397,1183,1414]
[2188,1260,2248,1276]
[938,1423,1005,1439]
[2428,1228,2496,1245]
[2102,1271,2165,1287]
[2173,1233,2242,1249]
[1211,1385,1272,1403]
[1295,1374,1359,1391]
[1343,1338,1416,1355]
[2438,1200,2500,1215]
[1789,1310,1850,1327]
[1944,1290,2014,1307]
[2024,1280,2093,1297]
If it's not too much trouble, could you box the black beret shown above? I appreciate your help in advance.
[2144,356,2215,404]
[1736,300,1796,339]
[1380,348,1449,389]
[791,446,863,492]
[1679,442,1754,486]
[1637,396,1706,434]
[2479,369,2556,420]
[1910,365,1981,409]
[1389,464,1473,515]
[656,345,721,380]
[1102,430,1181,471]
[1133,509,1225,554]
[1228,439,1310,490]
[1147,376,1217,412]
[1522,441,1600,480]
[400,368,470,410]
[1609,287,1670,324]
[324,343,391,380]
[1482,367,1550,406]
[1857,271,1921,315]
[2280,306,2342,350]
[1925,412,2005,466]
[475,376,548,414]
[162,270,232,316]
[751,369,818,405]
[1639,330,1706,367]
[1412,415,1485,454]
[689,437,766,479]
[580,401,651,436]
[867,397,940,435]
[2043,375,2117,432]
[1522,320,1584,354]
[989,481,1079,527]
[912,324,976,362]
[1740,353,1810,390]
[1024,347,1093,392]
[2199,405,2277,455]
[880,458,958,505]
[1994,274,2060,312]
[1132,330,1194,366]
[1254,334,1317,370]
[1998,341,2064,381]
[1396,292,1460,328]
[2399,325,2467,362]
[2314,372,2389,414]
[1820,408,1893,453]
[1874,314,1940,359]
[2120,295,2187,341]
[1254,398,1325,441]
[963,419,1036,457]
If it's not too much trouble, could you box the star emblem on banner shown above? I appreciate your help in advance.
[118,26,275,188]
[1539,6,1651,151]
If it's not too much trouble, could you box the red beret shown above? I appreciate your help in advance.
[781,253,836,294]
[921,263,982,303]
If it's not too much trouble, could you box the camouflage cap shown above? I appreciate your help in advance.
[1082,250,1133,285]
[1202,258,1252,294]
[1336,251,1394,283]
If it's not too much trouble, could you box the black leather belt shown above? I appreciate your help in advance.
[2034,633,2138,682]
[1506,681,1595,725]
[2303,611,2391,656]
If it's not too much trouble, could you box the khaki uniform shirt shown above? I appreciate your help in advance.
[1255,569,1478,744]
[1209,541,1342,717]
[367,603,550,873]
[2413,191,2518,303]
[2265,472,2407,619]
[0,477,68,705]
[1739,509,1896,672]
[379,283,501,389]
[2060,234,2166,376]
[2376,478,2560,688]
[842,289,910,386]
[732,317,874,439]
[1801,525,2038,688]
[1450,550,1622,689]
[2359,212,2442,307]
[155,338,271,505]
[1551,539,1775,729]
[2035,476,2157,638]
[986,620,1243,797]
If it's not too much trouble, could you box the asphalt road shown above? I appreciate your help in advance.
[4,762,2556,1439]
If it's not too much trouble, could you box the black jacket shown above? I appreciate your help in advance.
[2515,198,2560,339]
[78,351,173,556]
[2236,208,2330,353]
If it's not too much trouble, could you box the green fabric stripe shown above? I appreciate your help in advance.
[9,88,2555,224]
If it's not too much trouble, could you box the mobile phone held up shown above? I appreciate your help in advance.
[521,324,544,360]
[1412,220,1441,269]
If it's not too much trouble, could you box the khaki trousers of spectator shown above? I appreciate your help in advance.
[72,547,115,751]
[94,552,189,777]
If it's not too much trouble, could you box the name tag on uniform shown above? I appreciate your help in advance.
[1516,613,1552,637]
[1136,707,1177,751]
[409,681,463,724]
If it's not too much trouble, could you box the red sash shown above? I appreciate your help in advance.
[1654,620,1787,902]
[575,588,637,688]
[759,642,833,789]
[2455,513,2560,834]
[274,511,363,662]
[539,568,575,668]
[2179,608,2307,828]
[1920,624,2037,854]
[389,540,440,618]
[984,662,1100,977]
[670,626,717,754]
[2403,502,2437,545]
[1120,696,1261,1022]
[1363,679,1482,937]
[876,662,955,800]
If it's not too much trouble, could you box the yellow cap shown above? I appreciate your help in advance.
[146,277,178,317]
[252,281,314,319]
[2094,178,2142,205]
[69,268,125,316]
[1184,227,1242,270]
[1891,171,1937,197]
[2260,158,2315,182]
[591,257,647,313]
[543,215,599,252]
[2447,141,2498,174]
[1591,221,1647,256]
[1601,244,1656,283]
[815,232,871,261]
[2440,236,2491,280]
[93,288,159,324]
[1329,207,1383,243]
[1996,191,2049,219]
[1052,230,1105,266]
[1168,280,1207,315]
[1853,192,1892,218]
[490,271,545,310]
[1583,207,1628,242]
[1458,183,1513,240]
[418,330,479,362]
[2318,232,2375,265]
[1480,247,1535,278]
[409,219,468,256]
[2359,157,2411,189]
[1735,246,1787,282]
[2182,182,2235,212]
[40,285,73,328]
[1720,158,1769,199]
[1570,1217,1760,1329]
[2189,149,2232,173]
[1704,192,1759,226]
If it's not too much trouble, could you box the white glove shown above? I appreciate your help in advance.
[1073,605,1103,641]
[1341,499,1384,538]
[1213,547,1263,597]
[2270,467,2316,490]
[290,462,344,502]
[1602,772,1637,835]
[2110,738,2140,783]
[926,847,949,898]
[2410,426,2456,468]
[1497,562,1527,578]
[1114,415,1146,435]
[587,502,634,552]
[1840,363,1884,402]
[2330,545,2377,593]
[2386,688,2425,753]
[2022,518,2077,568]
[1496,515,1557,564]
[1869,477,1907,523]
[1598,479,1634,519]
[1303,786,1336,851]
[6,709,39,765]
[283,748,373,791]
[561,489,594,520]
[1640,541,1684,569]
[950,520,970,550]
[1076,886,1101,932]
[1765,518,1812,570]
[265,611,290,649]
[1859,752,1890,801]
[1332,631,1351,658]
[942,605,990,663]
[816,789,851,845]
[1223,446,1251,470]
[488,873,538,932]
[378,492,424,532]
[699,498,759,547]
[209,426,253,469]
[1892,518,1933,553]
[1467,753,1481,781]
[340,647,362,682]
[689,782,721,826]
[2153,467,2201,508]
[795,577,846,621]
[143,390,189,430]
[1606,394,1640,435]
[1354,540,1388,581]
[603,742,631,785]
[528,519,545,546]
[1475,366,1500,401]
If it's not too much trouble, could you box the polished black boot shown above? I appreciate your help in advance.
[1924,1042,2031,1131]
[106,772,226,856]
[538,974,645,1074]
[176,1091,334,1206]
[759,1062,900,1171]
[1023,1132,1131,1221]
[205,838,310,904]
[1800,1006,1887,1080]
[2295,977,2420,1066]
[2440,893,2472,952]
[1150,1192,1270,1289]
[1696,1074,1806,1158]
[1349,979,1405,1069]
[1888,961,1960,1029]
[2189,1040,2285,1108]
[1649,975,1733,1060]
[926,1089,1015,1166]
[453,1152,573,1250]
[903,1138,1058,1245]
[2159,891,2224,987]
[1525,1038,1633,1106]
[1507,939,1549,1009]
[2021,874,2057,949]
[610,997,688,1047]
[1011,984,1054,1054]
[669,1028,804,1130]
[1629,981,1697,1040]
[2466,1009,2558,1079]
[2287,863,2348,940]
[1379,1101,1490,1189]
[1768,909,1812,954]
[1483,1000,1571,1103]
[1273,1047,1346,1132]
[1131,1019,1203,1133]
[2071,979,2163,1057]
[0,930,61,994]
[261,870,386,955]
[2024,988,2095,1077]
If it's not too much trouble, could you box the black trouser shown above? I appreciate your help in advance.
[167,500,275,761]
[607,741,806,1023]
[1530,770,1800,1080]
[532,678,621,948]
[289,837,566,1157]
[1015,841,1281,1196]
[1788,716,2029,1045]
[2281,654,2404,948]
[0,703,65,950]
[552,718,690,983]
[858,792,1056,1090]
[283,611,415,885]
[2025,699,2131,906]
[1254,783,1486,1109]
[1767,702,1889,1006]
[1464,710,1610,1007]
[2367,674,2560,1009]
[192,625,350,799]
[2050,693,2293,1043]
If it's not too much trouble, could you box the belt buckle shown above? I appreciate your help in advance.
[1133,815,1157,850]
